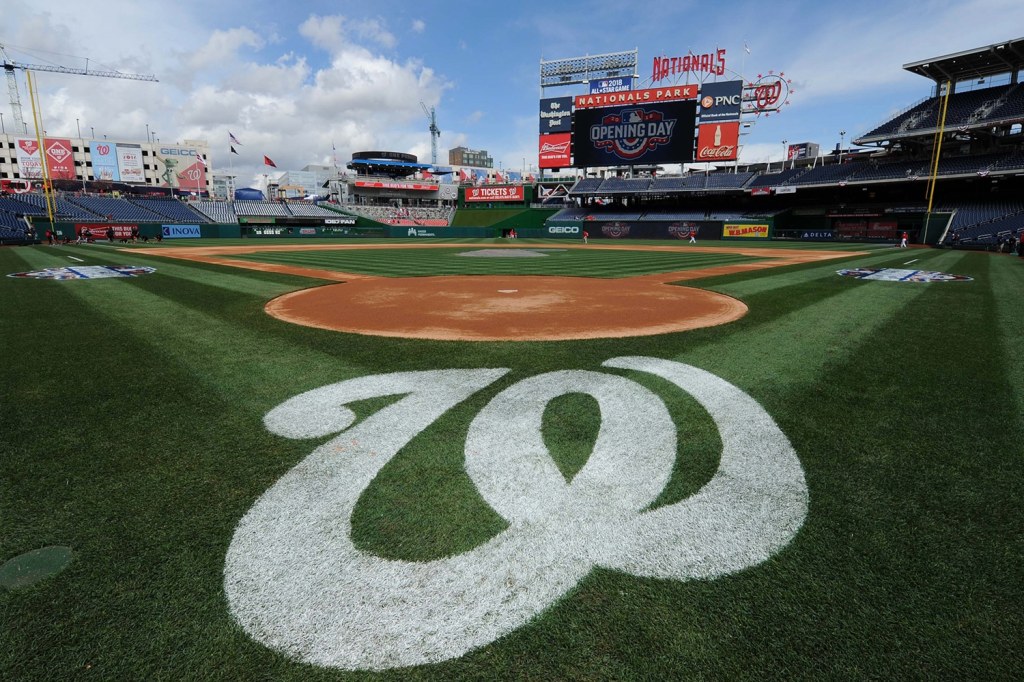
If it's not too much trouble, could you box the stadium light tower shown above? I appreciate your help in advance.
[781,139,788,170]
[839,130,846,163]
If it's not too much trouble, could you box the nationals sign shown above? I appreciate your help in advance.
[575,85,697,110]
[465,185,525,202]
[696,122,740,161]
[573,101,696,167]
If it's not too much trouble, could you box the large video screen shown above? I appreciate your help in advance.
[572,100,696,167]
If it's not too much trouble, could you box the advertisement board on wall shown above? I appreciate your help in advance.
[465,185,525,202]
[90,141,120,181]
[15,139,42,178]
[698,80,743,123]
[116,144,145,183]
[44,138,76,180]
[154,146,207,189]
[572,100,696,167]
[75,223,136,239]
[162,225,202,239]
[539,97,573,133]
[695,122,740,162]
[723,223,770,238]
[354,180,437,191]
[538,133,572,169]
[574,85,698,110]
[588,77,635,94]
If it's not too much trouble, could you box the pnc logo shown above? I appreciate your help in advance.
[225,359,808,670]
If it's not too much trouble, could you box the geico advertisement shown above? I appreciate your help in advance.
[722,223,770,238]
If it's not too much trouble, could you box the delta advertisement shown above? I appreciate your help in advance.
[116,143,145,183]
[539,133,571,168]
[465,185,525,202]
[15,139,42,178]
[572,100,697,167]
[90,141,120,181]
[44,138,76,180]
[722,223,771,239]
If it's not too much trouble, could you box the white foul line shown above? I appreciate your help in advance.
[903,259,918,265]
[68,256,84,262]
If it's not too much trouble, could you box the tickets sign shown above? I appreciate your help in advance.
[465,186,525,202]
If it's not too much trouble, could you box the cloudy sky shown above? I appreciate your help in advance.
[4,0,1023,184]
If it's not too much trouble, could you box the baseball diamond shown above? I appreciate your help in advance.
[3,9,1024,681]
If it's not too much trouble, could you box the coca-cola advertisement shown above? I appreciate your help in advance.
[696,122,740,162]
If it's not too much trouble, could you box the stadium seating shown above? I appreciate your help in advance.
[0,210,26,231]
[746,168,806,188]
[132,198,209,222]
[0,197,47,216]
[785,163,860,186]
[986,83,1024,121]
[569,178,604,194]
[704,171,754,189]
[599,178,653,193]
[11,193,101,220]
[851,160,929,182]
[69,196,166,222]
[233,200,291,217]
[193,201,238,223]
[284,202,343,217]
[861,84,1022,140]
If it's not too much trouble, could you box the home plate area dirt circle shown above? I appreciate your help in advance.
[147,243,863,341]
[266,275,748,341]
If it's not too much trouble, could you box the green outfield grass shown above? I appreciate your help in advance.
[1,239,1021,680]
[227,244,768,278]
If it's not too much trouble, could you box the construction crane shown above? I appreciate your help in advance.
[1,43,158,135]
[420,102,440,165]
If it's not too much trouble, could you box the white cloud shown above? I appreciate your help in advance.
[411,19,426,34]
[466,111,484,124]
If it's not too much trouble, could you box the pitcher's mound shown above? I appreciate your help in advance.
[266,275,746,341]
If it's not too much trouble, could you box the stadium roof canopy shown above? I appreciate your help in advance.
[903,37,1024,83]
[347,158,431,170]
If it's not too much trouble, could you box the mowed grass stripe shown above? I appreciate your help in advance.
[735,255,1022,678]
[985,254,1024,427]
[704,247,948,297]
[12,244,308,299]
[230,246,763,278]
[668,262,933,399]
[54,267,372,413]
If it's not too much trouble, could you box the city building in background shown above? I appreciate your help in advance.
[448,146,493,168]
